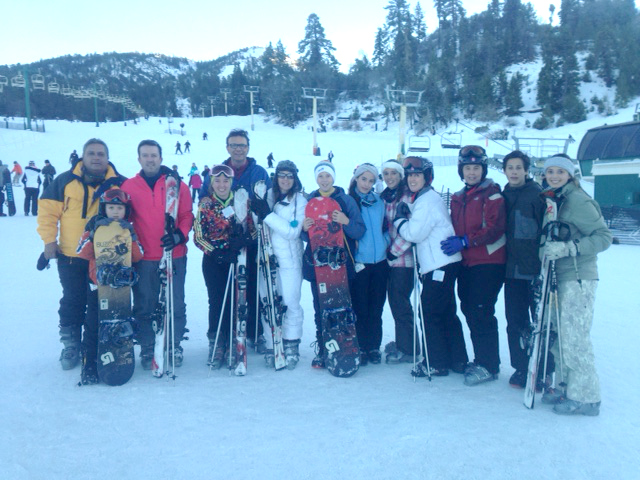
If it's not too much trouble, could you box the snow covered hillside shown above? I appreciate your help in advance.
[0,114,639,480]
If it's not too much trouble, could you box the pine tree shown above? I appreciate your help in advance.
[297,13,340,72]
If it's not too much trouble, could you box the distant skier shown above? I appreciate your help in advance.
[0,160,10,216]
[188,171,202,203]
[267,152,274,169]
[41,159,57,191]
[22,161,41,216]
[327,151,334,163]
[203,132,208,141]
[184,140,191,153]
[175,141,183,155]
[11,161,22,185]
[69,150,79,165]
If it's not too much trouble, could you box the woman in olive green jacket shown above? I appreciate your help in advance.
[540,154,612,416]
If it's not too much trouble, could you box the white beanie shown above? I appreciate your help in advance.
[381,160,404,179]
[544,156,575,177]
[314,161,335,181]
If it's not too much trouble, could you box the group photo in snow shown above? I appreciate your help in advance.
[3,0,640,478]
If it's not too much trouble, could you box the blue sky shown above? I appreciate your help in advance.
[0,0,618,72]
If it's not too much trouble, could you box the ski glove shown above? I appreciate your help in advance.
[250,197,271,222]
[394,202,411,222]
[161,229,185,251]
[544,240,578,261]
[440,235,468,256]
[386,249,398,262]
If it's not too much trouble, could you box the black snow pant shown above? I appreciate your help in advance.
[203,255,234,344]
[504,278,555,375]
[24,187,39,215]
[352,260,388,352]
[387,266,414,355]
[81,288,100,363]
[57,255,90,339]
[0,190,5,215]
[457,263,505,375]
[421,262,468,370]
[131,256,187,350]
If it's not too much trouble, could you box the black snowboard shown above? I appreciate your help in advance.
[94,221,135,386]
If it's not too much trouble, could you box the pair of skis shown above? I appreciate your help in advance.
[152,173,179,379]
[253,181,286,371]
[523,196,562,408]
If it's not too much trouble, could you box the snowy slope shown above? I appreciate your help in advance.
[0,114,639,480]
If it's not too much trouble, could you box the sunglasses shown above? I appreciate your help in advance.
[211,165,234,178]
[277,172,294,179]
[228,143,248,150]
[459,145,486,157]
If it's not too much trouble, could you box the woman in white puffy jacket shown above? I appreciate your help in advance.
[393,156,469,377]
[251,160,307,369]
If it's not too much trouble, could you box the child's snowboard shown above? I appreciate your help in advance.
[94,221,135,386]
[305,196,359,377]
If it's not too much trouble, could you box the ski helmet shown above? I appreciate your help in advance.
[458,145,488,181]
[403,156,434,186]
[99,188,131,219]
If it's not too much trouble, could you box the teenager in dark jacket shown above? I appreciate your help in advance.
[302,161,365,368]
[442,145,506,386]
[501,150,552,388]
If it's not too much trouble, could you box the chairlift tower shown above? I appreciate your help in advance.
[220,88,231,116]
[207,96,216,117]
[386,87,423,159]
[302,87,327,156]
[243,85,260,131]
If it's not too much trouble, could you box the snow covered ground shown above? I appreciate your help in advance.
[1,113,639,480]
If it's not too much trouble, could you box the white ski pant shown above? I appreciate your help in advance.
[260,266,304,348]
[551,279,600,403]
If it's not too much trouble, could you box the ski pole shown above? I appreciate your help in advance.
[228,263,236,373]
[550,262,566,395]
[411,252,419,383]
[208,263,234,376]
[413,247,431,381]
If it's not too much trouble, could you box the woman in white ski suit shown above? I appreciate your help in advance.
[257,161,307,368]
[394,157,468,377]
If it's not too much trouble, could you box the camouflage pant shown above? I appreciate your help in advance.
[550,279,600,403]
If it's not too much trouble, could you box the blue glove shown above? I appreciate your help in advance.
[440,235,468,256]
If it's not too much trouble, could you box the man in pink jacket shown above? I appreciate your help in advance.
[121,139,194,369]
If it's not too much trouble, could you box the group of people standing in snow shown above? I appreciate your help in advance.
[35,130,610,416]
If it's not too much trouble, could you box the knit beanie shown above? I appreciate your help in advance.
[381,160,404,179]
[353,163,379,179]
[314,161,335,181]
[544,155,575,177]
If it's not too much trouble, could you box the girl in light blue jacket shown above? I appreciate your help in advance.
[348,163,389,366]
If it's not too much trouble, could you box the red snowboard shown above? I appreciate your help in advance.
[305,196,359,377]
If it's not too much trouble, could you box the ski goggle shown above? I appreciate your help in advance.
[101,189,130,204]
[211,165,234,178]
[277,172,295,179]
[403,156,433,172]
[459,145,486,158]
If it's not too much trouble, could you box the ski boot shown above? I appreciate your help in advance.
[283,339,300,370]
[509,370,527,389]
[264,349,275,368]
[170,344,184,368]
[207,340,226,370]
[463,363,498,386]
[59,326,81,370]
[368,350,382,365]
[140,344,154,371]
[80,359,99,386]
[310,339,325,369]
[255,334,268,354]
[553,399,600,416]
